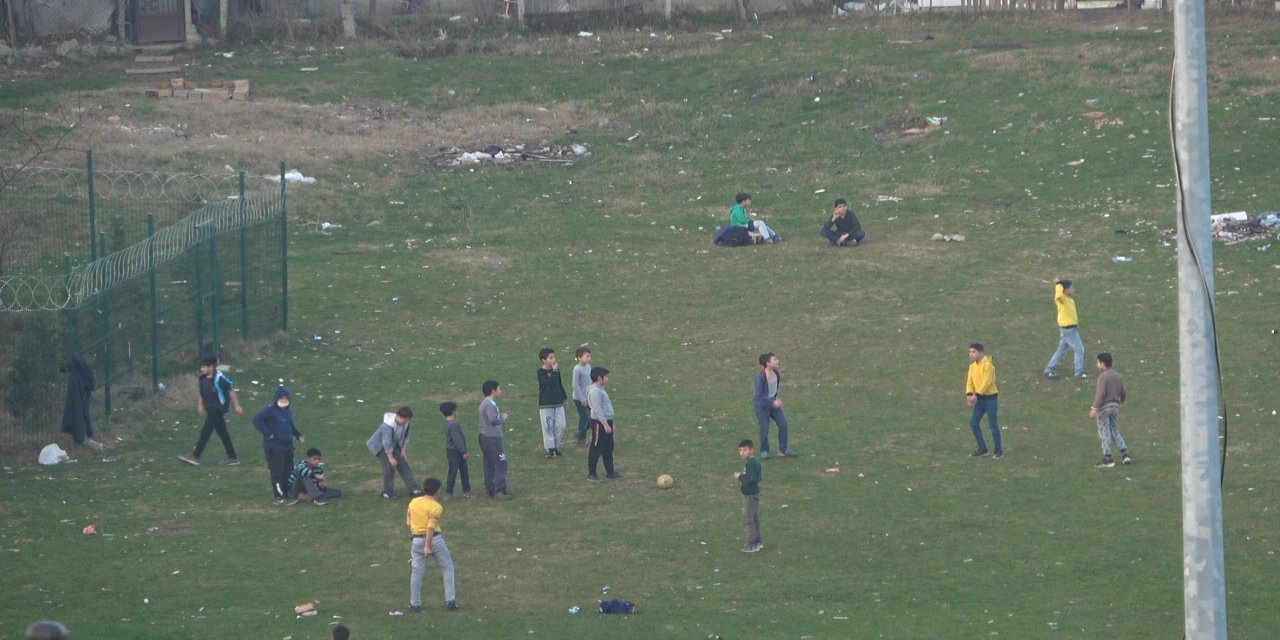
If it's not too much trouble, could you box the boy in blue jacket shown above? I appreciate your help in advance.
[253,386,305,504]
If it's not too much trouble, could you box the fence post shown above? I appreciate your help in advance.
[239,172,249,338]
[148,214,159,394]
[195,222,206,359]
[87,151,98,262]
[279,161,288,333]
[65,254,77,359]
[210,212,220,360]
[99,231,112,418]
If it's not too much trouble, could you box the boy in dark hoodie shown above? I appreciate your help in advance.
[252,386,305,504]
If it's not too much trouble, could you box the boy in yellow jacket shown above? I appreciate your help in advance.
[965,343,1003,459]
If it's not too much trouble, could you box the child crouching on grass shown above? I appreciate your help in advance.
[289,447,342,505]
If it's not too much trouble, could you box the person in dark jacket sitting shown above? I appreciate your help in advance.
[820,198,866,246]
[253,386,305,505]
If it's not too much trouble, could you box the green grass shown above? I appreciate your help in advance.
[3,11,1279,639]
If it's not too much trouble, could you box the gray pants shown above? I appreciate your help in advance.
[290,476,342,501]
[479,434,508,496]
[377,449,418,497]
[1096,405,1129,458]
[410,534,455,607]
[741,494,761,547]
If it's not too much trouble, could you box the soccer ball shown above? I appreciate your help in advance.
[656,474,675,489]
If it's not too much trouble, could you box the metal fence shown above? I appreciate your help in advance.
[0,155,290,446]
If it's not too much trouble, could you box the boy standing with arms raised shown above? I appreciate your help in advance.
[406,477,458,612]
[733,439,763,553]
[1090,352,1132,468]
[571,347,593,448]
[179,355,244,466]
[536,348,568,458]
[1044,277,1088,379]
[478,380,512,499]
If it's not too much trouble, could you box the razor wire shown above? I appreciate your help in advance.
[5,165,253,205]
[0,192,281,311]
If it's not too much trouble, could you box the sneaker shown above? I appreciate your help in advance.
[218,457,240,466]
[313,498,328,506]
[1121,453,1133,465]
[971,449,990,458]
[443,493,453,501]
[781,449,799,458]
[381,492,396,500]
[587,473,602,482]
[273,497,285,505]
[1096,457,1116,468]
[409,605,423,613]
[445,601,459,611]
[545,452,556,459]
[993,451,1005,459]
[760,450,770,460]
[177,454,201,466]
[606,472,624,479]
[282,498,299,506]
[742,544,762,553]
[462,492,476,499]
[1076,372,1090,379]
[1043,371,1058,380]
[753,543,765,552]
[494,491,513,500]
[410,489,425,497]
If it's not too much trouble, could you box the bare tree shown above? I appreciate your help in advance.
[0,106,83,277]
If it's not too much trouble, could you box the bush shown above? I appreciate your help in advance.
[2,313,64,425]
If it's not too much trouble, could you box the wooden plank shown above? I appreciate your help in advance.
[125,66,181,75]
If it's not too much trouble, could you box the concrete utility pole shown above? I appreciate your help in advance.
[1171,0,1227,637]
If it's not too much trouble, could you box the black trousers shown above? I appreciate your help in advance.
[193,410,236,459]
[446,449,471,495]
[264,447,294,499]
[588,420,615,475]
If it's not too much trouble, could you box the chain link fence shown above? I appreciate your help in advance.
[0,156,290,450]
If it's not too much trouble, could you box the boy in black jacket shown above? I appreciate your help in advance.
[536,347,568,458]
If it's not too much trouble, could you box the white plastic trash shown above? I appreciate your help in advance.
[39,443,70,465]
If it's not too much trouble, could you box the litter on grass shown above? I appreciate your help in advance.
[422,143,589,171]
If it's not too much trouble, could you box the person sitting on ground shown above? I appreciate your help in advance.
[289,447,342,505]
[716,192,781,245]
[820,198,866,246]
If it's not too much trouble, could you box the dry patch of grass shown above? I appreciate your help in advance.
[3,92,604,188]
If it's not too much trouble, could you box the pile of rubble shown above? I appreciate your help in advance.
[1211,212,1280,245]
[145,78,250,100]
[422,143,589,170]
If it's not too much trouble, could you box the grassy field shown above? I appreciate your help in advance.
[2,9,1278,639]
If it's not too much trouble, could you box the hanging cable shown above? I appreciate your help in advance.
[1167,55,1228,487]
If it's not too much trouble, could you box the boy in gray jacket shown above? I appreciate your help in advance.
[367,406,420,500]
[440,401,473,499]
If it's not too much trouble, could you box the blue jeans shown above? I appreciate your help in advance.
[820,228,865,245]
[969,395,1001,454]
[754,403,789,454]
[1045,327,1085,376]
